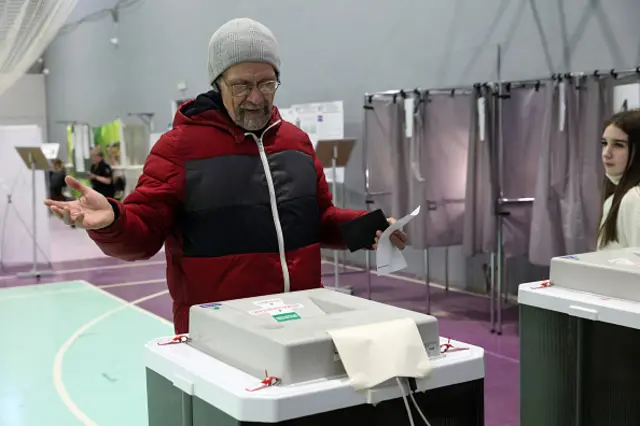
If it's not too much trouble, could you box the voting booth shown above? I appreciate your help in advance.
[518,248,640,426]
[145,289,485,425]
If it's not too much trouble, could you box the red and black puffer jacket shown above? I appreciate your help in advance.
[87,90,366,333]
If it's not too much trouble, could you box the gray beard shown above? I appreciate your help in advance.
[236,105,271,131]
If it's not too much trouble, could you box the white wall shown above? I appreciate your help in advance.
[0,74,48,141]
[0,75,51,267]
[0,125,52,267]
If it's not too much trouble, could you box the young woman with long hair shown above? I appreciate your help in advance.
[598,109,640,250]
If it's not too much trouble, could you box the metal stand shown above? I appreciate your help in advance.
[127,112,156,132]
[330,149,347,293]
[495,209,504,335]
[493,45,505,335]
[489,253,496,332]
[315,138,358,295]
[424,249,430,314]
[363,100,374,300]
[365,196,373,300]
[444,246,449,292]
[14,148,53,279]
[491,46,535,333]
[575,318,584,426]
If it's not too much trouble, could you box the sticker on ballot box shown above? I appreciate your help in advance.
[560,255,580,260]
[273,312,302,322]
[248,303,304,316]
[200,302,222,310]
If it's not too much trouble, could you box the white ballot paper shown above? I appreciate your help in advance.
[376,205,421,275]
[327,317,432,391]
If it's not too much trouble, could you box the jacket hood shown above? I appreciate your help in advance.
[172,90,282,140]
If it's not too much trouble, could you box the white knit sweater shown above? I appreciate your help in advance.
[598,175,640,250]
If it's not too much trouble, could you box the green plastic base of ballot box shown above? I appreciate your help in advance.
[520,304,640,426]
[145,368,484,426]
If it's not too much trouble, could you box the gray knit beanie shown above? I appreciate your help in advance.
[208,18,281,86]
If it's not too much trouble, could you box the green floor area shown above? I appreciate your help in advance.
[0,281,172,426]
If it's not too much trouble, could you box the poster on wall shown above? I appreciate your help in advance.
[291,103,319,144]
[316,100,344,141]
[613,83,640,112]
[278,108,298,125]
[290,100,344,148]
[289,101,345,183]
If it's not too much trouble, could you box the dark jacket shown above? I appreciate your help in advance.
[48,170,66,197]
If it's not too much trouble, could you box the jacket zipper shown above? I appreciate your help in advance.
[245,120,291,293]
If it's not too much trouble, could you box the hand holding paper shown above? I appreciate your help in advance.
[373,217,407,251]
[376,206,421,275]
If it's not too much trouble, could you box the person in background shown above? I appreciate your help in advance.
[48,159,67,202]
[44,17,407,334]
[598,109,640,250]
[106,144,126,200]
[48,159,75,228]
[87,149,115,199]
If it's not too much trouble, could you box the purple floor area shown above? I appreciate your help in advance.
[0,255,519,426]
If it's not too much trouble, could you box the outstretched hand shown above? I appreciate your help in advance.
[372,217,407,250]
[44,176,115,230]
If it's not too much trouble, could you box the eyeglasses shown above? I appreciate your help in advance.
[221,79,280,97]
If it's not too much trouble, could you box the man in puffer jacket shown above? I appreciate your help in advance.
[45,17,407,333]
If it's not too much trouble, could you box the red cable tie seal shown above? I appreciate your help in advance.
[157,334,190,346]
[245,370,281,392]
[530,280,552,290]
[440,338,469,354]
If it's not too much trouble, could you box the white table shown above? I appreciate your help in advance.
[518,281,640,426]
[144,336,485,426]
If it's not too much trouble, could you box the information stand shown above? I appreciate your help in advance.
[14,146,53,278]
[315,138,356,293]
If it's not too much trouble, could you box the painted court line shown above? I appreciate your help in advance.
[0,279,166,301]
[83,280,173,326]
[487,351,519,364]
[98,278,166,289]
[0,260,166,281]
[53,285,170,426]
[0,287,89,301]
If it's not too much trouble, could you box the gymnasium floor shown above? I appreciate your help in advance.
[0,223,519,426]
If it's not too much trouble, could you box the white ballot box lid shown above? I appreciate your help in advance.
[518,282,640,330]
[144,336,484,423]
